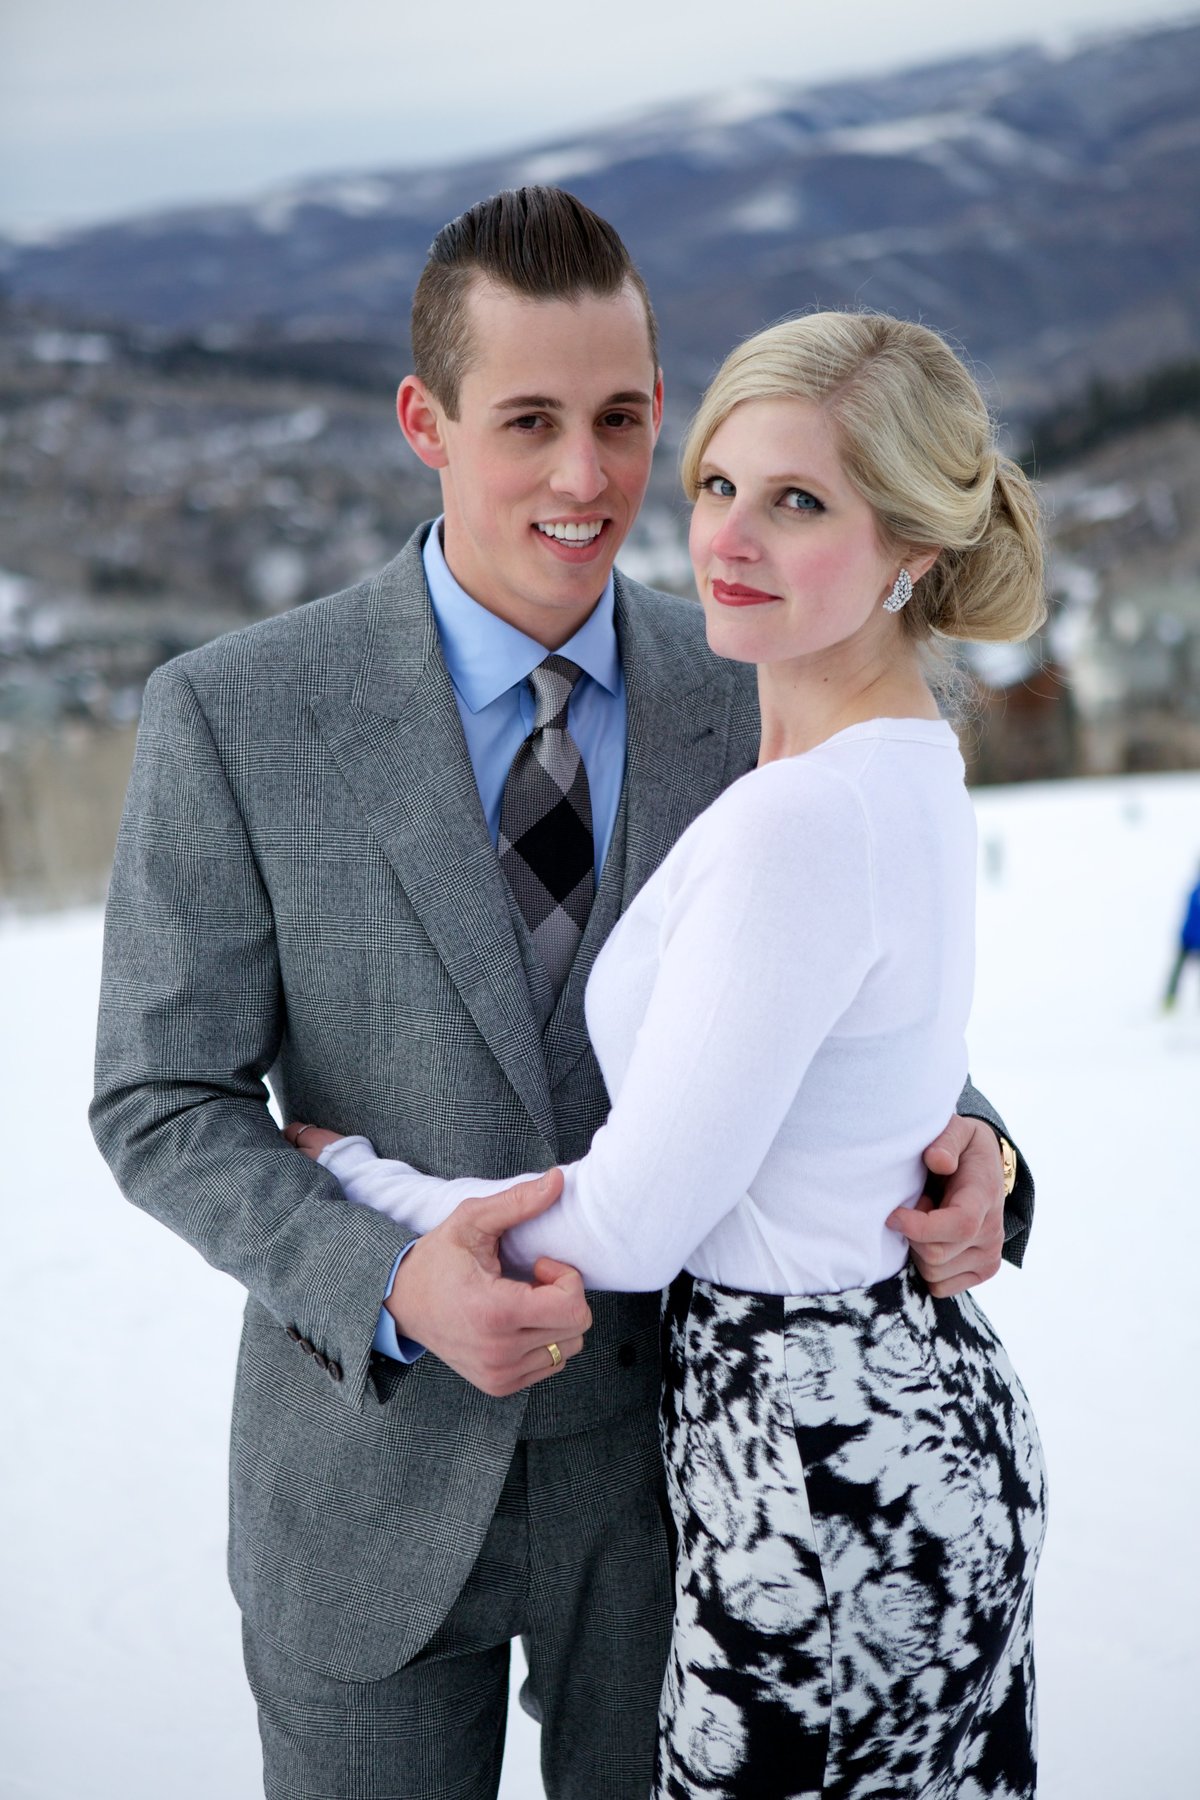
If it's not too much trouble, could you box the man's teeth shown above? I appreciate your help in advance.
[536,521,605,543]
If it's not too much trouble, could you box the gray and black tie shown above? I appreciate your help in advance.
[498,656,595,995]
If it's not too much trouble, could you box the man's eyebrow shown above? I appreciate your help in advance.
[493,394,561,411]
[492,390,653,412]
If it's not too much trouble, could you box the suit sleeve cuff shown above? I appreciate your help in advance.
[372,1242,426,1362]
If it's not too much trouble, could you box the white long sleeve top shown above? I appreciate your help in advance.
[321,718,976,1295]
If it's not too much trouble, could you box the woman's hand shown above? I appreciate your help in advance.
[283,1121,345,1161]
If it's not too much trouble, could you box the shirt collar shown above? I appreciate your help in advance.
[423,518,621,715]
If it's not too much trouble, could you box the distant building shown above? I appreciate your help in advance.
[961,639,1078,785]
[1070,578,1200,773]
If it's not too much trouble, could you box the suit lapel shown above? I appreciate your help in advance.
[543,574,737,1094]
[618,585,735,915]
[310,540,557,1145]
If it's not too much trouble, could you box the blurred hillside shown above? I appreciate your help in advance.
[2,17,1199,908]
[5,19,1198,415]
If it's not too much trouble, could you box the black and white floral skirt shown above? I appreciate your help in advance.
[655,1264,1047,1799]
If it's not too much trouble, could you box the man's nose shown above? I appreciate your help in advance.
[549,434,605,503]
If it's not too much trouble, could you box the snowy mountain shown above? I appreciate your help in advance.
[3,19,1198,419]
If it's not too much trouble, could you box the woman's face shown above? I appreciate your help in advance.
[689,396,904,669]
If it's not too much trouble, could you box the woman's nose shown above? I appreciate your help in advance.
[708,506,760,564]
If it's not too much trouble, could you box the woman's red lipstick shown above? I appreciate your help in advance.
[712,579,781,607]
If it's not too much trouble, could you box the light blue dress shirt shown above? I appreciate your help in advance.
[372,520,628,1361]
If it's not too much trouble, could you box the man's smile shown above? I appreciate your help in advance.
[532,518,612,563]
[534,520,607,542]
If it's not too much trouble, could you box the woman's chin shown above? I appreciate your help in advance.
[704,613,765,665]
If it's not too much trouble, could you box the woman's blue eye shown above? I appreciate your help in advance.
[782,488,823,512]
[702,475,735,498]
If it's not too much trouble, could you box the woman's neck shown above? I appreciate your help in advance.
[755,645,939,765]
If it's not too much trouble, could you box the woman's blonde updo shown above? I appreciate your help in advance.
[681,311,1046,645]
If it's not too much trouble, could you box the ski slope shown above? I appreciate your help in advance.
[2,772,1197,1798]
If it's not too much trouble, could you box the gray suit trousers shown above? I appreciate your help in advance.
[244,1407,673,1800]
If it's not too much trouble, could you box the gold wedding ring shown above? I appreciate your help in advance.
[546,1342,562,1369]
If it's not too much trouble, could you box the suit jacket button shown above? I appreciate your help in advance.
[286,1325,301,1342]
[299,1338,314,1355]
[617,1342,637,1368]
[327,1361,343,1383]
[312,1350,329,1371]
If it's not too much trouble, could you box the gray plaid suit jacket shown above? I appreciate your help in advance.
[91,523,1032,1682]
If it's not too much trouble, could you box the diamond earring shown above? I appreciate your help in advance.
[883,569,913,613]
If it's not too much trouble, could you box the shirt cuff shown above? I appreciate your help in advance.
[373,1242,426,1363]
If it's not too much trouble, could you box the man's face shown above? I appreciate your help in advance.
[400,279,662,648]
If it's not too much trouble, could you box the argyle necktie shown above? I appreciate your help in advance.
[498,656,595,995]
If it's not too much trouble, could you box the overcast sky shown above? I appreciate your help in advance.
[2,0,1195,235]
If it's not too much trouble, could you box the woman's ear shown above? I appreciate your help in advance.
[907,546,942,588]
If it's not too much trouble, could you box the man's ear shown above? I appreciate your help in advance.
[397,376,450,470]
[652,369,665,441]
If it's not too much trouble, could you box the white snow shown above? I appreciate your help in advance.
[822,109,1072,180]
[0,569,31,641]
[246,546,308,613]
[3,772,1199,1797]
[727,185,803,234]
[693,83,792,130]
[251,177,399,235]
[515,146,613,186]
[30,331,113,366]
[200,406,328,462]
[961,639,1041,690]
[1066,482,1140,526]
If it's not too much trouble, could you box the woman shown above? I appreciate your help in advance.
[288,311,1048,1798]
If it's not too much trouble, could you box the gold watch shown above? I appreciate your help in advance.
[998,1135,1018,1198]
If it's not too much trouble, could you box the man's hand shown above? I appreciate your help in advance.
[888,1115,1005,1298]
[282,1123,589,1394]
[385,1170,592,1397]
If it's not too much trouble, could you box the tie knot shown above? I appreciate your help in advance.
[528,656,584,732]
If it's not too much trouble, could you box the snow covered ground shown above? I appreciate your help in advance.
[2,771,1198,1799]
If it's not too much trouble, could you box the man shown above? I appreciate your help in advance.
[92,187,1032,1799]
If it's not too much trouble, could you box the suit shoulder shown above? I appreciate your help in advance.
[148,523,432,702]
[150,573,378,699]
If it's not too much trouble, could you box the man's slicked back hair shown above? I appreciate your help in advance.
[411,186,659,417]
